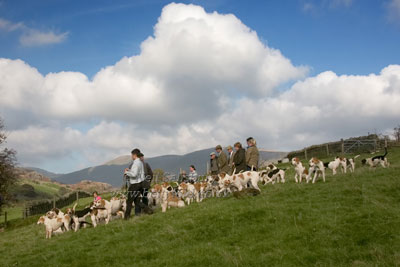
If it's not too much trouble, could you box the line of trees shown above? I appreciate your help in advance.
[0,118,17,212]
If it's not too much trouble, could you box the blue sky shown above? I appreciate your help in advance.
[1,0,400,173]
[1,0,399,78]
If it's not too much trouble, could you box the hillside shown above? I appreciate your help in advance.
[8,168,114,203]
[55,148,287,187]
[0,147,399,266]
[23,167,61,179]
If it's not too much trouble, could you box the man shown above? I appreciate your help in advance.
[188,165,198,184]
[178,171,188,183]
[233,142,246,173]
[215,145,230,174]
[210,152,219,175]
[139,153,153,210]
[227,145,235,175]
[245,137,259,171]
[124,148,145,219]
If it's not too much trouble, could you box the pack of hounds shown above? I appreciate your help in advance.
[37,148,390,238]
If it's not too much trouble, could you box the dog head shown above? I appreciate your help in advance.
[291,157,300,166]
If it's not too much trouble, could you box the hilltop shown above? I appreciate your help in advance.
[9,168,114,203]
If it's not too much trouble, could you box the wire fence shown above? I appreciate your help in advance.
[287,135,392,160]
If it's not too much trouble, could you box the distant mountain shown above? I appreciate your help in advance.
[54,148,287,187]
[24,167,62,179]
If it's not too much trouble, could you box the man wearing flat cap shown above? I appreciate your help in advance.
[209,152,219,175]
[215,145,230,174]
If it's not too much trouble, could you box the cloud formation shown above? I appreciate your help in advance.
[1,3,400,172]
[0,17,68,46]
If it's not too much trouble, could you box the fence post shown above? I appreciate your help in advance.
[304,148,308,160]
[385,138,388,148]
[341,139,344,154]
[53,196,56,209]
[4,211,7,226]
[326,144,329,156]
[22,205,25,219]
[374,139,377,152]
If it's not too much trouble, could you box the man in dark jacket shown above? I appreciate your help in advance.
[139,153,153,213]
[215,145,230,174]
[233,142,246,173]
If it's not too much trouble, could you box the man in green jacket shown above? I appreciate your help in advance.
[245,137,259,171]
[233,142,247,173]
[216,145,230,174]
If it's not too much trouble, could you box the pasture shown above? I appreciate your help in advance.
[0,149,399,266]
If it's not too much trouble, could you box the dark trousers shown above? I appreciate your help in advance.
[125,181,144,219]
[142,180,151,207]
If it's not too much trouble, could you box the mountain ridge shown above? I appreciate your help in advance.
[51,147,287,187]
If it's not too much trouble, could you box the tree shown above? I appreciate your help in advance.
[394,125,400,142]
[0,118,17,212]
[152,168,165,184]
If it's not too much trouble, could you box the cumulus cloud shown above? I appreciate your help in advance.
[1,3,400,172]
[0,3,307,125]
[0,17,68,46]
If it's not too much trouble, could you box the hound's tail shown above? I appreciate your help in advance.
[354,155,360,159]
[383,147,388,157]
[72,203,77,212]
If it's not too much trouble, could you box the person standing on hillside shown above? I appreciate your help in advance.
[215,145,230,174]
[210,152,219,175]
[227,145,235,175]
[188,165,198,184]
[139,153,153,210]
[233,142,246,173]
[246,137,259,171]
[178,170,187,183]
[124,148,146,219]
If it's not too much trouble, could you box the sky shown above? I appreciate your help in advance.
[0,0,400,173]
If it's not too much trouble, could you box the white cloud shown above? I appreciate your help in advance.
[1,3,400,172]
[0,17,68,46]
[0,18,24,31]
[19,29,68,46]
[387,0,400,22]
[0,3,307,125]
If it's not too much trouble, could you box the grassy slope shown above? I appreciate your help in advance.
[0,150,400,266]
[0,180,68,221]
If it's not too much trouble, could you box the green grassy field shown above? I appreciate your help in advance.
[1,181,71,222]
[0,149,399,266]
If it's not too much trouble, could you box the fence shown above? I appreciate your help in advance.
[287,135,390,160]
[22,191,91,219]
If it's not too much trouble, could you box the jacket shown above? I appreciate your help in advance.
[217,151,230,174]
[143,162,153,182]
[125,158,145,184]
[233,148,246,173]
[188,170,198,182]
[246,145,259,169]
[210,158,219,173]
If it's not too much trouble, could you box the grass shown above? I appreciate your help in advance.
[0,149,399,266]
